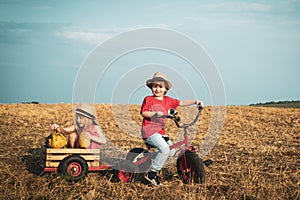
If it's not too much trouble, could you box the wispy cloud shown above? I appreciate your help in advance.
[56,31,111,44]
[203,2,272,12]
[0,21,67,45]
[56,24,172,44]
[0,21,65,32]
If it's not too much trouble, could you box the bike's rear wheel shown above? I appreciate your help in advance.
[126,148,148,162]
[126,148,152,173]
[176,151,205,184]
[112,160,139,183]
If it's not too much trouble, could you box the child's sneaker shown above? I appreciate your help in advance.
[144,171,163,186]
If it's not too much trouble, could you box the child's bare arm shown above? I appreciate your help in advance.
[51,124,76,135]
[87,126,107,144]
[179,100,203,106]
[142,111,165,118]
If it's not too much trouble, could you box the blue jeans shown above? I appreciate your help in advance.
[145,133,174,172]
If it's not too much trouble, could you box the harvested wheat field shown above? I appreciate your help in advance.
[0,104,299,200]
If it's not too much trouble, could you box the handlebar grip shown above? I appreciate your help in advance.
[197,105,203,111]
[168,108,177,116]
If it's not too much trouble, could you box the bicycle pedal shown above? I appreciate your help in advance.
[203,159,213,167]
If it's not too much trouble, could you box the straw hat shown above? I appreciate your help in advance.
[74,104,96,120]
[146,72,172,90]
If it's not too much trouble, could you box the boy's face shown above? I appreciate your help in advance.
[151,81,167,97]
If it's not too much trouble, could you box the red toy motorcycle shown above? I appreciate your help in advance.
[114,105,212,184]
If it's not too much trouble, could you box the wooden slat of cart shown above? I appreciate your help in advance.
[46,154,100,160]
[43,147,101,168]
[45,148,100,154]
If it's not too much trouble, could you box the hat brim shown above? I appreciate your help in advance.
[146,77,172,90]
[75,108,95,119]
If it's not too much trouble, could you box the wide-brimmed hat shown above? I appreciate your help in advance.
[74,104,96,120]
[146,72,172,90]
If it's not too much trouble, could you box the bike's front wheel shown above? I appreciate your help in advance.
[176,151,205,184]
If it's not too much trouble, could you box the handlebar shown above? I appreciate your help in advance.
[167,105,203,128]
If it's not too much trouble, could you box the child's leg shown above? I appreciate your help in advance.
[145,133,170,172]
[68,132,78,148]
[166,139,175,156]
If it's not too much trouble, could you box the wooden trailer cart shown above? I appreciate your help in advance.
[42,146,137,182]
[42,146,113,181]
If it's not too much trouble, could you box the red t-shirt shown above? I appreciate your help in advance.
[141,95,180,139]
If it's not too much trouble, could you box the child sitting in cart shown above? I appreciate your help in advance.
[51,104,107,149]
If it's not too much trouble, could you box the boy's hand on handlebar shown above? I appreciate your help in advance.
[156,111,166,118]
[196,100,204,109]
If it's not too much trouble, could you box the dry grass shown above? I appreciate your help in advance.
[0,104,299,199]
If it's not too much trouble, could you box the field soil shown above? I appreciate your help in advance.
[0,104,299,199]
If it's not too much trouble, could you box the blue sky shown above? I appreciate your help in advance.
[0,0,299,105]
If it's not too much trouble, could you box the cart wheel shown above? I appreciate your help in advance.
[58,155,88,182]
[176,151,205,184]
[112,160,139,183]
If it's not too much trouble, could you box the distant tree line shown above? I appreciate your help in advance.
[22,101,39,104]
[250,100,300,108]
